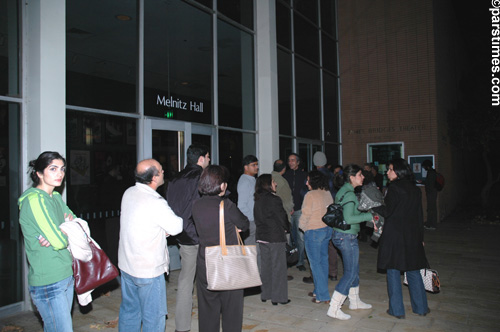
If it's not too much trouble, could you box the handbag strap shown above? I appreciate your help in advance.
[74,220,91,243]
[338,192,355,207]
[218,200,247,256]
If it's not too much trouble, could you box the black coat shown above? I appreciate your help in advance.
[166,164,203,245]
[254,191,290,243]
[192,195,249,287]
[373,179,427,271]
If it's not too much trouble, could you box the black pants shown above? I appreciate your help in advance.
[258,242,288,303]
[196,278,244,332]
[426,190,438,227]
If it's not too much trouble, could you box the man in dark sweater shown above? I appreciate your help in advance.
[283,153,308,271]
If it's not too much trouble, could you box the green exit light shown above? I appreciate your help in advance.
[164,111,174,118]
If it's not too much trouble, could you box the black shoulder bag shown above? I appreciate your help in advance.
[322,192,354,231]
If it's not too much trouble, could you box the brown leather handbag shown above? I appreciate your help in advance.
[72,223,119,295]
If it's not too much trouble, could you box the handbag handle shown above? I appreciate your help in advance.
[219,200,246,256]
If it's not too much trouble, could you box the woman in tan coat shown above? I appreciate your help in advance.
[299,170,333,304]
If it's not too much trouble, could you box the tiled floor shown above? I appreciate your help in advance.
[2,217,500,331]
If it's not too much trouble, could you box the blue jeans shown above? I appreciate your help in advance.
[304,227,333,301]
[332,231,359,295]
[29,275,74,332]
[290,210,305,267]
[387,269,428,316]
[119,271,167,332]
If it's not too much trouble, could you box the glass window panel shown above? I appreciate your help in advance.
[144,1,212,124]
[276,1,291,49]
[278,49,292,135]
[0,102,22,306]
[293,0,317,24]
[295,59,320,139]
[66,111,137,262]
[293,13,319,64]
[0,0,20,97]
[298,142,310,172]
[279,136,293,162]
[218,129,255,203]
[218,20,255,130]
[322,33,337,73]
[194,0,212,8]
[320,0,336,36]
[217,0,254,30]
[66,1,137,113]
[323,72,338,142]
[325,143,340,167]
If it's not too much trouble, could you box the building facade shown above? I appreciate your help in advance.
[0,0,464,316]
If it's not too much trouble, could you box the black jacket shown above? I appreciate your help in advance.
[254,191,290,243]
[373,179,427,271]
[283,169,308,211]
[192,196,249,287]
[166,164,203,245]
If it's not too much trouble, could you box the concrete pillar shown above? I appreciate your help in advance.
[255,0,279,173]
[24,0,66,168]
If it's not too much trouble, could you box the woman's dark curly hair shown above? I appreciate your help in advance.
[307,170,329,190]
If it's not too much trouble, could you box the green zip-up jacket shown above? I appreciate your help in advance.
[334,183,372,235]
[18,187,74,286]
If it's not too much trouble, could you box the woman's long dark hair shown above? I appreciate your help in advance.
[254,173,273,200]
[333,163,362,188]
[390,158,415,182]
[28,151,66,187]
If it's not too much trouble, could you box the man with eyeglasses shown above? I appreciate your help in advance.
[237,155,259,245]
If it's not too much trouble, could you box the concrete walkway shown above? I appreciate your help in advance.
[2,216,500,332]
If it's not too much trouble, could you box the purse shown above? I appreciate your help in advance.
[403,268,440,294]
[205,200,262,291]
[72,223,119,295]
[322,193,353,231]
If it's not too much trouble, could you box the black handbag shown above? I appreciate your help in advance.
[322,193,354,231]
[285,243,299,266]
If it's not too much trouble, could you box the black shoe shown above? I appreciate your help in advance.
[261,299,267,303]
[302,276,314,284]
[297,265,306,271]
[387,309,405,319]
[272,299,290,305]
[328,275,337,281]
[287,275,294,281]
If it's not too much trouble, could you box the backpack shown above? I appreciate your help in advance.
[435,172,445,191]
[322,192,354,231]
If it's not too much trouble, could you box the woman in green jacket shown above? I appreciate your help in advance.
[327,164,374,320]
[18,151,75,331]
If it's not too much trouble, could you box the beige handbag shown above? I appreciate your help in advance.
[205,200,262,291]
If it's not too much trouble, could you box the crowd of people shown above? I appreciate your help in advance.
[18,149,435,331]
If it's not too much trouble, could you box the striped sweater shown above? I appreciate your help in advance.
[18,187,74,286]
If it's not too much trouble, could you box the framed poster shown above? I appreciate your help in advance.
[408,155,435,184]
[70,150,91,185]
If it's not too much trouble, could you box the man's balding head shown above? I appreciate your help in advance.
[135,159,164,189]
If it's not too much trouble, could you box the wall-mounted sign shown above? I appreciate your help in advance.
[156,95,204,113]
